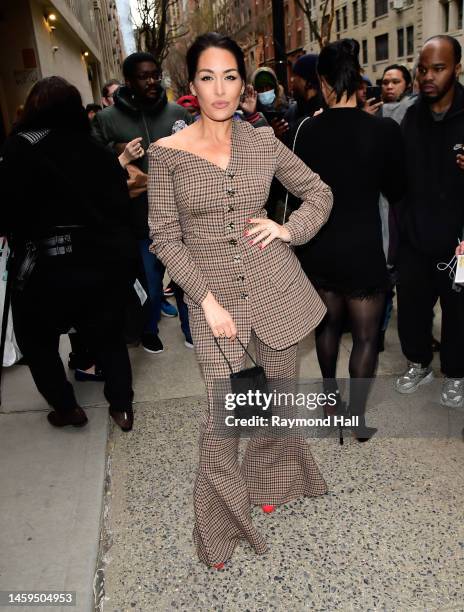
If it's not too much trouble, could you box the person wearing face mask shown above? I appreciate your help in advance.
[251,67,291,140]
[92,52,193,354]
[249,68,294,222]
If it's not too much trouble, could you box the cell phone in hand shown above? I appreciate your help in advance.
[366,86,382,105]
[265,110,285,123]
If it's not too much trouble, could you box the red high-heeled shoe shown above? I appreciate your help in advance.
[213,562,225,570]
[262,504,276,513]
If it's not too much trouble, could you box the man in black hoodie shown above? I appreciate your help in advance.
[395,35,464,409]
[93,52,191,354]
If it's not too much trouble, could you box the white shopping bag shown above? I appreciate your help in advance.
[0,237,22,366]
[455,255,464,285]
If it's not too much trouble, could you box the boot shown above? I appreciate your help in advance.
[47,406,88,428]
[109,408,133,432]
[349,411,377,443]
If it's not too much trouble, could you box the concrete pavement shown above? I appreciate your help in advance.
[1,306,463,611]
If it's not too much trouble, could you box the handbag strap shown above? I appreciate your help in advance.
[213,336,260,373]
[281,115,312,224]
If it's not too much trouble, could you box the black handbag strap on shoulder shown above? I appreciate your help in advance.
[213,336,259,373]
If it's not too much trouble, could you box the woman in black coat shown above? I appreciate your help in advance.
[0,77,138,431]
[294,40,405,441]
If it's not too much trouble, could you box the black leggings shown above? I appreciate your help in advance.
[315,290,385,417]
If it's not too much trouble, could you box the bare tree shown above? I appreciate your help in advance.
[164,0,229,97]
[295,0,335,49]
[164,38,190,96]
[132,0,188,62]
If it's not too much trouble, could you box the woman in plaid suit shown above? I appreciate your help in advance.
[148,33,333,567]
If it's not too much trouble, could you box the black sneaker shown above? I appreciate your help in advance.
[163,282,175,298]
[142,333,164,354]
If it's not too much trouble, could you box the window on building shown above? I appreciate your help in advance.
[361,0,367,22]
[374,0,388,18]
[397,28,404,57]
[297,28,303,47]
[362,39,368,64]
[406,25,414,55]
[336,8,340,32]
[353,1,358,26]
[442,0,463,31]
[443,1,450,31]
[342,5,348,29]
[375,33,389,61]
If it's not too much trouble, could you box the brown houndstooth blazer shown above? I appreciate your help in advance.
[147,120,333,363]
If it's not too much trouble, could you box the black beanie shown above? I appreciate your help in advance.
[292,54,319,87]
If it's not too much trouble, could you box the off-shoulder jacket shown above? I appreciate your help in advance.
[148,121,333,363]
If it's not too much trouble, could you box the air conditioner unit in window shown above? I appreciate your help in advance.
[392,0,404,10]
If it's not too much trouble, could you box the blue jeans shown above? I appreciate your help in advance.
[138,239,191,341]
[138,239,163,335]
[172,282,191,342]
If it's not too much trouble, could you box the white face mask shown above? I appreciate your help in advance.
[258,89,276,106]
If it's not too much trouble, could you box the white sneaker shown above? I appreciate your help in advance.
[440,378,464,409]
[395,362,433,394]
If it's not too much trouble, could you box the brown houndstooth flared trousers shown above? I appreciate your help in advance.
[193,331,328,566]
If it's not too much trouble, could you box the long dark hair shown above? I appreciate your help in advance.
[317,39,362,103]
[14,76,89,133]
[186,32,247,83]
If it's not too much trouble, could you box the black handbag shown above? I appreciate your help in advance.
[214,336,270,420]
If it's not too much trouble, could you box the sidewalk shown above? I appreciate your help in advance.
[0,315,204,612]
[1,308,463,611]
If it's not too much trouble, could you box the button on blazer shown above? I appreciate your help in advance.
[147,121,333,363]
